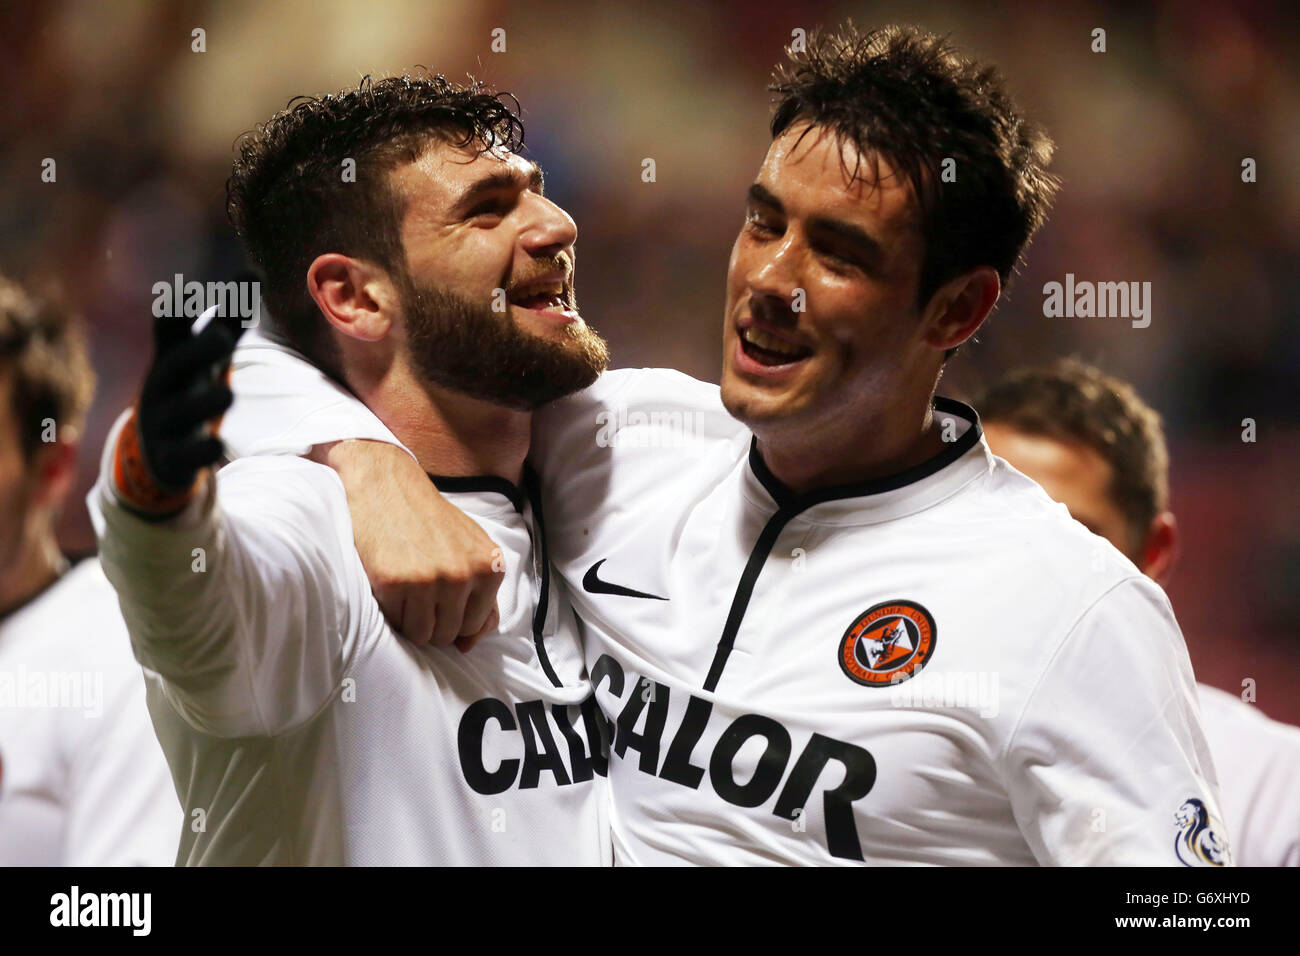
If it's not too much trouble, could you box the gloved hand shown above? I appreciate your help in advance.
[113,307,248,516]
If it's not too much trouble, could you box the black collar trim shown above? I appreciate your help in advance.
[748,396,983,510]
[426,473,525,514]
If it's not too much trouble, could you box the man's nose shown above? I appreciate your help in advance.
[519,193,577,258]
[747,232,802,307]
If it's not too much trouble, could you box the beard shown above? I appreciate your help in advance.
[399,270,609,411]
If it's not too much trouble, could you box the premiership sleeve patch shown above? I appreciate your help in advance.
[1174,798,1229,866]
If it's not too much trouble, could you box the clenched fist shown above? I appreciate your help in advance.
[315,440,505,651]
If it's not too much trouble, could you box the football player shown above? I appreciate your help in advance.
[979,357,1300,866]
[0,275,179,865]
[89,74,611,865]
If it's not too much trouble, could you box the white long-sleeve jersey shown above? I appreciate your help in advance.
[0,558,180,865]
[1197,684,1300,866]
[222,336,1231,867]
[89,400,609,865]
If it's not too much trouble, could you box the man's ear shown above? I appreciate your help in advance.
[921,266,1001,354]
[1140,511,1179,586]
[29,434,79,513]
[306,255,397,343]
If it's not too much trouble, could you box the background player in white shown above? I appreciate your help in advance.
[217,25,1228,865]
[978,358,1300,867]
[90,74,612,865]
[0,275,179,865]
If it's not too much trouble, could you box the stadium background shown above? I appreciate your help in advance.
[2,0,1297,721]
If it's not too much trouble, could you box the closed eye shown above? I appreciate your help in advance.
[744,208,781,236]
[466,197,511,220]
[816,244,862,272]
[452,163,544,222]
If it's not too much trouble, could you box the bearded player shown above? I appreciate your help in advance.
[979,358,1300,867]
[89,74,612,865]
[215,26,1228,865]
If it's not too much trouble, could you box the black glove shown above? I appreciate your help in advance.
[135,306,248,492]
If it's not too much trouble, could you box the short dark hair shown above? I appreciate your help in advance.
[226,71,525,373]
[770,23,1060,316]
[0,275,94,458]
[976,358,1169,553]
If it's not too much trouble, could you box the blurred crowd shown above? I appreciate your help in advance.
[1,0,1296,719]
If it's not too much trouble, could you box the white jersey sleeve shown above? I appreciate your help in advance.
[1197,683,1300,867]
[1005,576,1229,866]
[222,329,409,459]
[90,411,370,738]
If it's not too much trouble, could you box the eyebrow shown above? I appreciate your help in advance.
[747,182,782,212]
[451,162,545,219]
[746,181,885,266]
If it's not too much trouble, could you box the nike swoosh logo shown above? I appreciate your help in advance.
[582,559,669,601]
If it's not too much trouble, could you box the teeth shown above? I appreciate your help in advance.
[520,281,563,299]
[742,326,803,357]
[510,280,568,311]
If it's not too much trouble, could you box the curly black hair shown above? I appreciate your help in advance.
[226,71,525,371]
[771,23,1060,324]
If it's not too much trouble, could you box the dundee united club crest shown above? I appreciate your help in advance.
[838,600,937,687]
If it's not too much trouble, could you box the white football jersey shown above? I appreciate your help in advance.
[223,341,1230,867]
[89,402,609,865]
[0,558,180,865]
[1197,683,1300,866]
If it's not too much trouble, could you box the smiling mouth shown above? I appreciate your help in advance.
[508,279,571,312]
[738,325,813,366]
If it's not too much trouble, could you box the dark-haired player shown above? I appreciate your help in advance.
[89,75,611,864]
[0,276,179,864]
[979,358,1300,867]
[222,25,1226,864]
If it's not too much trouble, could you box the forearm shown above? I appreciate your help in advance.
[311,438,427,520]
[92,413,353,736]
[93,415,258,732]
[315,439,505,648]
[89,306,355,735]
[225,337,507,648]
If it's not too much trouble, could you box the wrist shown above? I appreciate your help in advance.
[314,438,418,485]
[112,410,202,517]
